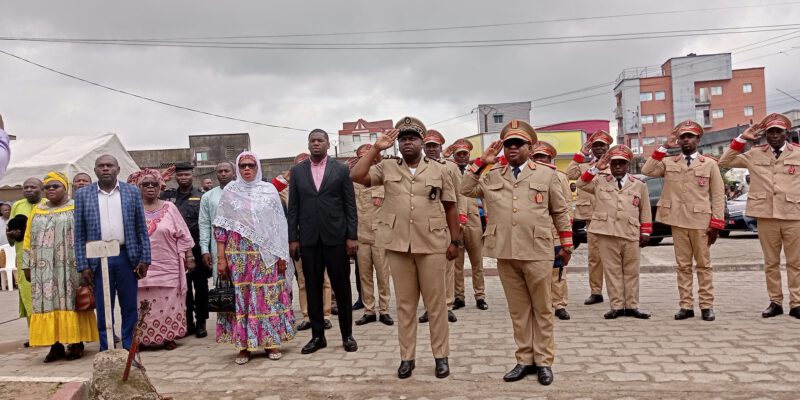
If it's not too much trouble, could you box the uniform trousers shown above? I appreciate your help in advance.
[300,240,352,340]
[93,251,138,351]
[496,258,555,366]
[454,225,486,300]
[357,242,391,315]
[551,270,568,310]
[596,235,640,310]
[386,250,449,360]
[671,226,714,310]
[757,218,800,308]
[295,259,332,319]
[587,228,605,295]
[446,259,455,310]
[185,245,209,328]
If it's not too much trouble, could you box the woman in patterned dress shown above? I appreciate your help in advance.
[214,151,295,365]
[129,169,194,350]
[24,172,98,362]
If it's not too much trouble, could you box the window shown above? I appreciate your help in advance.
[642,137,656,146]
[493,114,504,124]
[744,106,754,117]
[352,135,361,143]
[655,91,666,100]
[743,83,753,93]
[640,115,654,124]
[369,133,377,141]
[711,86,722,95]
[225,145,236,161]
[656,113,667,123]
[697,109,711,126]
[195,152,208,162]
[640,92,653,101]
[712,109,724,119]
[631,137,640,149]
[657,136,668,145]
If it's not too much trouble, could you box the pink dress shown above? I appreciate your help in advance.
[138,202,194,346]
[214,227,295,350]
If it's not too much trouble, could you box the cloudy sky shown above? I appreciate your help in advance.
[2,0,799,158]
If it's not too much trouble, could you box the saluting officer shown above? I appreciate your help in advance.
[350,117,460,379]
[567,130,612,305]
[272,153,333,331]
[642,120,725,321]
[461,120,573,386]
[351,144,394,327]
[576,145,652,320]
[530,140,573,321]
[447,138,488,311]
[719,113,800,319]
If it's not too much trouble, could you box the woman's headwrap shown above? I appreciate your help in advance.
[44,171,69,190]
[127,168,165,186]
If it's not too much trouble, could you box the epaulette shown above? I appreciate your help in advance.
[791,142,800,148]
[700,154,718,162]
[382,155,401,160]
[489,163,504,171]
[534,161,557,169]
[629,175,642,182]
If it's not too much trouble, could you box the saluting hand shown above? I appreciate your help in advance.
[375,129,399,151]
[595,152,611,171]
[580,140,592,156]
[481,140,503,165]
[664,126,681,149]
[741,123,765,141]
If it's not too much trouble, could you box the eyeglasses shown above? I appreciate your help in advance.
[238,163,257,170]
[140,182,160,188]
[43,184,63,190]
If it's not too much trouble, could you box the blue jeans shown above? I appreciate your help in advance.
[93,252,138,351]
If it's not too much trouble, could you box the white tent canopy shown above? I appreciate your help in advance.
[0,134,140,188]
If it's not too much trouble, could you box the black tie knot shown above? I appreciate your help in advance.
[512,166,521,178]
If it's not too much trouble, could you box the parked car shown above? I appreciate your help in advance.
[720,192,757,237]
[635,175,672,245]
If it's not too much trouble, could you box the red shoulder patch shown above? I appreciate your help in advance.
[702,154,719,162]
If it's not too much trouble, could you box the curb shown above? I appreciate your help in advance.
[465,263,773,277]
[51,381,88,400]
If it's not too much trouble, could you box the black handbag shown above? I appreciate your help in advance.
[208,279,235,313]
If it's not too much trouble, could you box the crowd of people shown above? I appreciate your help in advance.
[3,111,798,387]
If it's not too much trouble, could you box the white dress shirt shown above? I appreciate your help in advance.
[98,181,125,244]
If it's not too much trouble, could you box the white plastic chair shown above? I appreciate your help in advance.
[0,244,16,291]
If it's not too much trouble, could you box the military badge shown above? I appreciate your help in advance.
[698,177,706,186]
[534,193,544,204]
[632,196,640,207]
[373,198,383,206]
[789,166,796,175]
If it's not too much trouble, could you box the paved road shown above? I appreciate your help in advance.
[1,235,798,399]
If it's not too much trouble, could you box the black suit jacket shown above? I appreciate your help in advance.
[288,156,358,246]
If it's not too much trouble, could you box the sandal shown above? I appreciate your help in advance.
[44,343,66,363]
[235,350,250,365]
[164,341,177,351]
[65,343,84,361]
[266,349,282,360]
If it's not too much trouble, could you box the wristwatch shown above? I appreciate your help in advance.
[450,239,463,246]
[561,246,574,254]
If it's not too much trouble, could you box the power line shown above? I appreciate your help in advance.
[776,88,800,103]
[0,49,307,132]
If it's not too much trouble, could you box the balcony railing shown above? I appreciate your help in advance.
[695,95,710,105]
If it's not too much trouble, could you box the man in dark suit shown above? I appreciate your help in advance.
[288,129,359,354]
[74,154,151,351]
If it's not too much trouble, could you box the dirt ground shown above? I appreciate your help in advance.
[0,382,61,400]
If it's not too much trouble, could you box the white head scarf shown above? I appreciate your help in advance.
[213,151,294,288]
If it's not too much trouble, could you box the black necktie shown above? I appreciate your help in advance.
[685,155,692,167]
[617,178,623,190]
[775,149,782,159]
[512,166,521,178]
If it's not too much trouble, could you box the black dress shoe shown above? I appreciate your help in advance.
[352,299,365,310]
[453,298,466,310]
[195,320,208,338]
[554,308,570,320]
[297,320,312,331]
[355,314,377,326]
[604,309,624,319]
[397,360,415,379]
[503,364,537,382]
[324,319,333,330]
[701,308,716,321]
[379,314,395,326]
[434,357,450,378]
[343,335,358,352]
[331,306,339,315]
[476,299,489,310]
[301,337,327,354]
[418,311,429,323]
[789,307,800,318]
[448,310,458,323]
[537,366,554,385]
[762,302,784,318]
[584,294,604,305]
[627,308,651,319]
[674,308,695,320]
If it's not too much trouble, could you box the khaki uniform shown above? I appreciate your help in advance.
[279,185,332,319]
[551,170,573,310]
[370,156,456,360]
[719,140,800,308]
[454,167,486,301]
[443,160,463,310]
[642,151,725,310]
[566,156,609,296]
[461,160,572,367]
[354,181,391,316]
[576,173,652,311]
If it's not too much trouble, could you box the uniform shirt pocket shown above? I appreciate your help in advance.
[665,164,683,181]
[528,182,549,204]
[627,216,641,237]
[483,224,497,249]
[532,226,553,254]
[784,194,800,214]
[376,213,397,245]
[694,170,710,187]
[598,186,614,200]
[426,176,443,201]
[657,199,672,220]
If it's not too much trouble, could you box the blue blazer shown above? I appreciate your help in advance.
[74,181,151,272]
